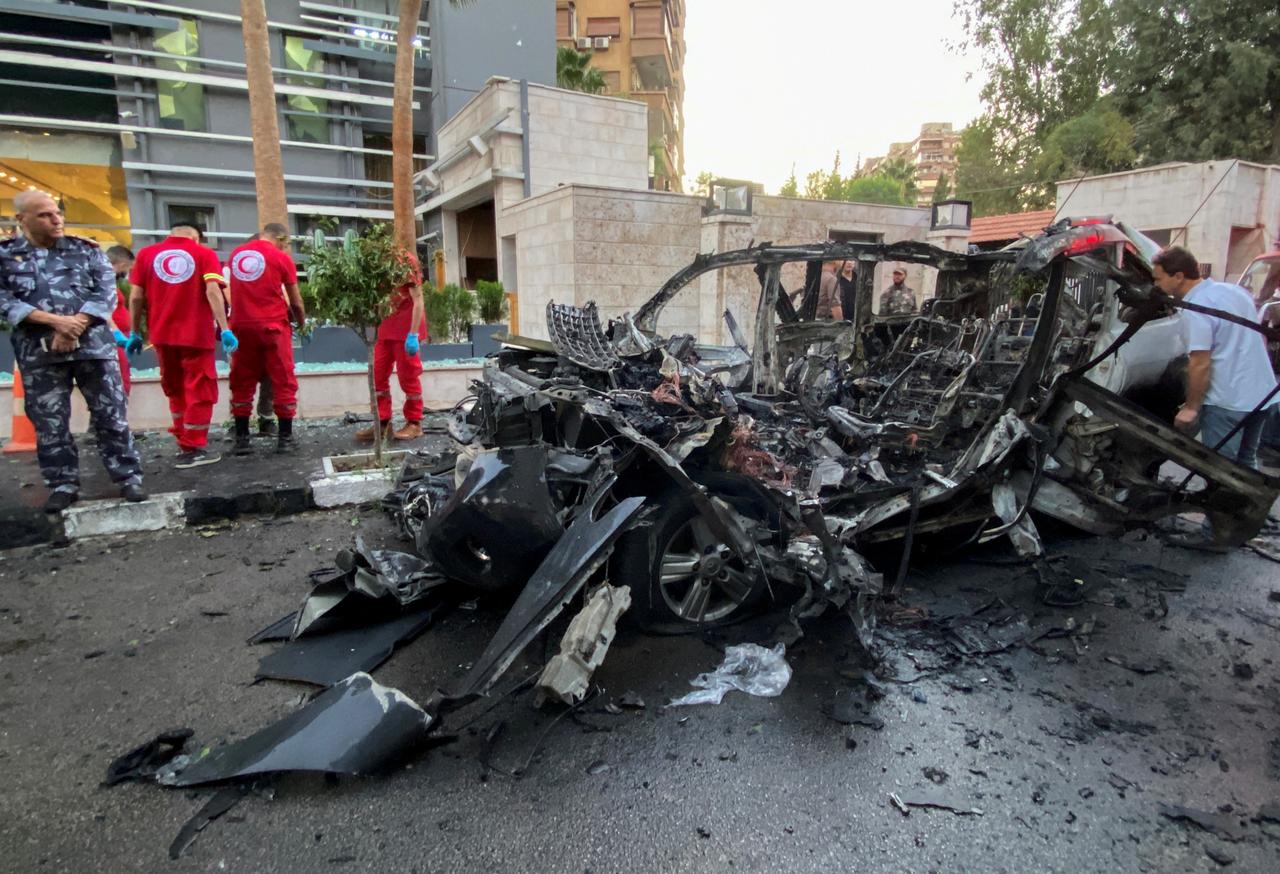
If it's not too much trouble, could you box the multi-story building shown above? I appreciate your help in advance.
[554,0,685,193]
[0,0,551,255]
[863,122,961,208]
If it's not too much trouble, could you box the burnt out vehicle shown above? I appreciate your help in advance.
[391,219,1280,648]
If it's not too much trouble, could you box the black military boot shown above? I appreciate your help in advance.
[233,416,253,456]
[276,417,298,453]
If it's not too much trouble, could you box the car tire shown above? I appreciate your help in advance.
[611,477,773,631]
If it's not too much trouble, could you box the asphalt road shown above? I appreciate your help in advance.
[1,508,1278,873]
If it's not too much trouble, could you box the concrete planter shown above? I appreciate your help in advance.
[312,450,407,508]
[470,323,508,358]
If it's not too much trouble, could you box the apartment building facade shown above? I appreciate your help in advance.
[554,0,685,193]
[864,122,961,207]
[0,0,552,254]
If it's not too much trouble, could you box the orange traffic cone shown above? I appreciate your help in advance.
[4,365,37,453]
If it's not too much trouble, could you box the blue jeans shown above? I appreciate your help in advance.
[1199,404,1266,470]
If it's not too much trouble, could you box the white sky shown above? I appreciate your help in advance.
[680,0,987,193]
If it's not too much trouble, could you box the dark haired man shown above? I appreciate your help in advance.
[1152,246,1278,469]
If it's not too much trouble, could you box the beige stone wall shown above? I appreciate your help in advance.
[1055,161,1280,281]
[525,84,649,194]
[569,187,703,334]
[498,185,578,339]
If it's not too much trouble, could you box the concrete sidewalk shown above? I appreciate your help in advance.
[0,415,451,548]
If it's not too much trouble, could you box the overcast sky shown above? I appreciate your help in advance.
[681,0,987,193]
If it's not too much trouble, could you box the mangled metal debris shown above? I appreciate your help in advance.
[158,673,433,787]
[536,583,632,706]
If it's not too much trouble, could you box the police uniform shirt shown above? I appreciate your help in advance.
[0,234,116,368]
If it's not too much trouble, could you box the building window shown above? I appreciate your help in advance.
[556,5,576,40]
[153,20,206,132]
[167,204,217,240]
[585,17,621,37]
[632,4,665,38]
[283,37,330,144]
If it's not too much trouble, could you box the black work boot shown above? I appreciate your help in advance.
[258,417,278,437]
[233,416,253,456]
[276,417,298,453]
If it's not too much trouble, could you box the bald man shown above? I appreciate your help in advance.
[0,192,144,510]
[127,224,237,468]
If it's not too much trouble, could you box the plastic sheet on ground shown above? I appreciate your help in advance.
[669,643,793,707]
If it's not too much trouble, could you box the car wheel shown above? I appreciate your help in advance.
[612,484,768,630]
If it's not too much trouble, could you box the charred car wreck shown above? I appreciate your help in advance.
[386,218,1279,672]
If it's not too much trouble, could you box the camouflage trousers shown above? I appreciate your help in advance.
[21,358,142,493]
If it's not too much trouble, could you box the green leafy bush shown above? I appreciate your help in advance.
[301,223,415,457]
[475,279,508,324]
[442,283,475,342]
[421,283,450,343]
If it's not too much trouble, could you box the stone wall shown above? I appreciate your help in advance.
[1055,161,1280,281]
[498,185,578,339]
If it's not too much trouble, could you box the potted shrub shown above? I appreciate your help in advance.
[471,279,509,357]
[420,282,475,362]
[301,223,414,468]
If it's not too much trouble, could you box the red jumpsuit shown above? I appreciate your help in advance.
[372,255,425,424]
[226,240,299,421]
[129,236,223,451]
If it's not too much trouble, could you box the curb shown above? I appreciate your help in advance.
[0,476,390,548]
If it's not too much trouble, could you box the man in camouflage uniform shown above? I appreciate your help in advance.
[0,192,145,512]
[878,267,917,316]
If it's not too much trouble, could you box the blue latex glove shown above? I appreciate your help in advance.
[220,329,239,353]
[112,329,128,348]
[125,331,144,355]
[404,333,420,356]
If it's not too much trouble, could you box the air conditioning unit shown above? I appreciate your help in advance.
[576,37,592,50]
[593,36,610,49]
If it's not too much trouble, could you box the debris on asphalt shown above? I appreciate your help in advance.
[898,793,984,816]
[168,784,252,859]
[535,584,631,706]
[156,673,433,787]
[103,728,194,786]
[1157,803,1247,842]
[669,643,792,707]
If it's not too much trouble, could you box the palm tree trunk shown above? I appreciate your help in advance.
[393,0,423,251]
[240,0,288,229]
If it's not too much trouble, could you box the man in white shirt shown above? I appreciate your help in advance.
[1152,246,1279,469]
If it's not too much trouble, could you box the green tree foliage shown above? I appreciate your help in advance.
[789,152,912,205]
[302,223,415,460]
[475,279,508,324]
[556,46,606,94]
[693,170,716,196]
[1035,100,1137,181]
[843,175,911,205]
[1110,0,1280,164]
[872,155,919,204]
[954,0,1279,214]
[778,165,799,197]
[932,171,953,202]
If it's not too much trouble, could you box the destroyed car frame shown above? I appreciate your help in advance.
[390,219,1279,639]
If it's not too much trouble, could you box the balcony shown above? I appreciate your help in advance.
[634,89,678,144]
[630,5,676,89]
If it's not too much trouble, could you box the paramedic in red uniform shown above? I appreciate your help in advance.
[355,252,425,443]
[126,224,237,468]
[226,223,305,455]
[106,245,134,395]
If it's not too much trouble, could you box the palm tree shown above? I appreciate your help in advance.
[240,0,287,229]
[392,0,423,251]
[875,155,919,205]
[556,46,606,94]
